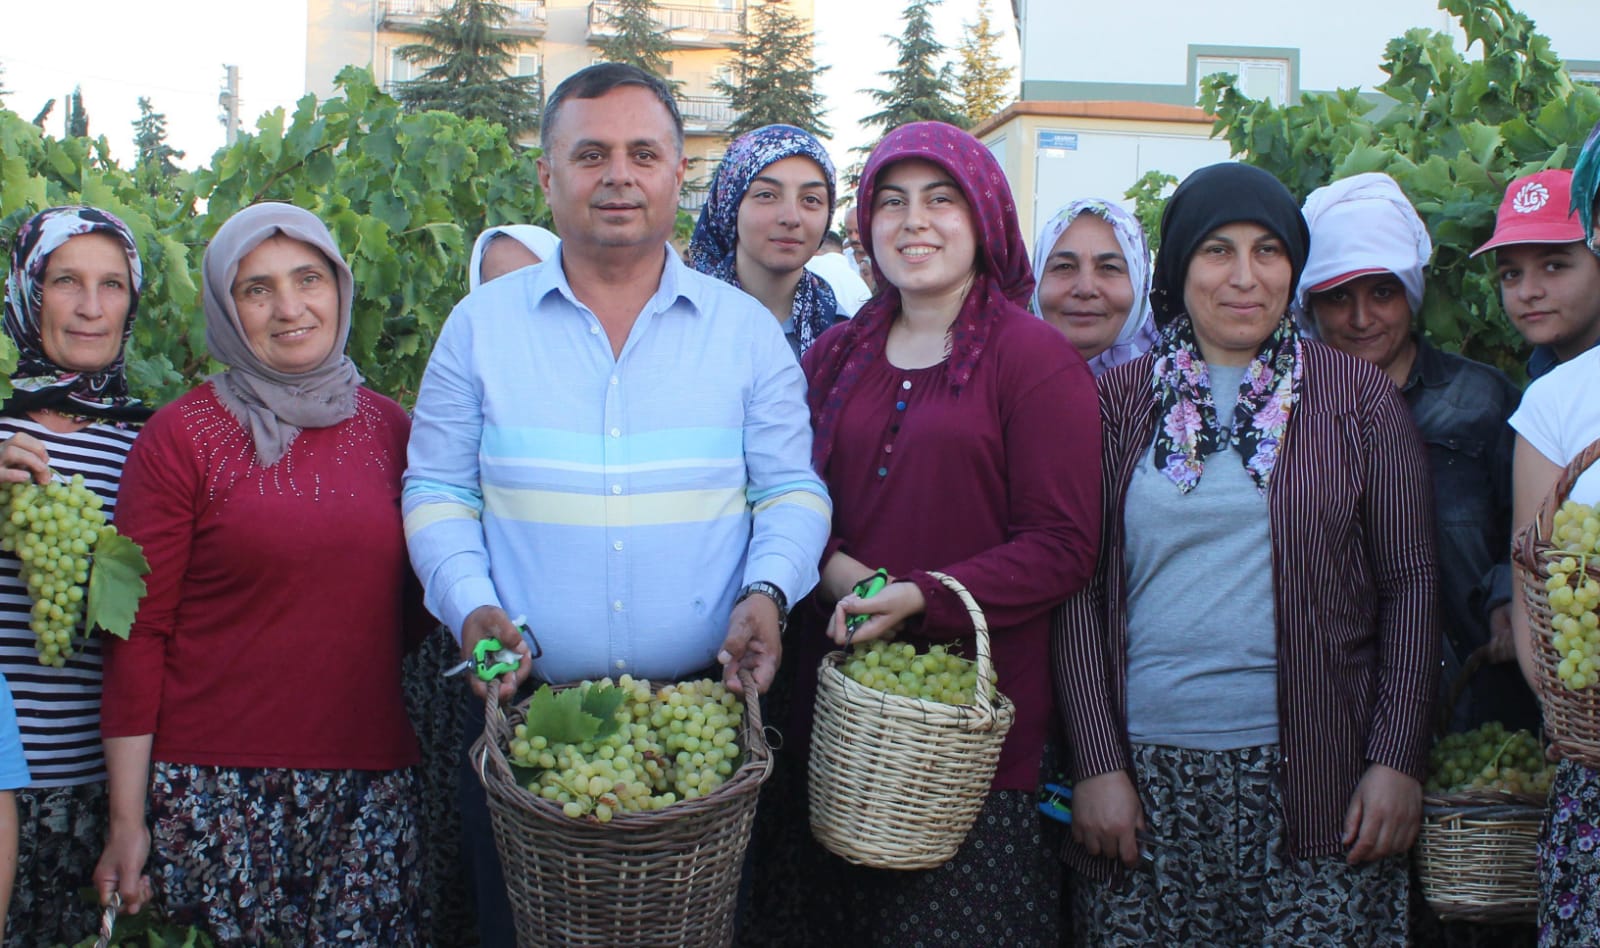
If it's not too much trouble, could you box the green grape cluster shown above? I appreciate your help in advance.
[0,476,109,668]
[508,676,743,823]
[1425,722,1555,797]
[1545,501,1600,690]
[841,640,989,705]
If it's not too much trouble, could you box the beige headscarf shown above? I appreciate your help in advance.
[202,203,362,467]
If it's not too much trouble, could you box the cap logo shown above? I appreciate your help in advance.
[1513,181,1550,214]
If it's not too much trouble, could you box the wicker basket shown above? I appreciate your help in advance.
[1513,437,1600,769]
[473,670,772,947]
[1414,646,1546,923]
[808,570,1015,870]
[1416,791,1543,922]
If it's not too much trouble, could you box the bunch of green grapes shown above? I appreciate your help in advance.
[0,476,110,668]
[841,640,990,705]
[508,676,744,822]
[1426,722,1555,797]
[1545,501,1600,690]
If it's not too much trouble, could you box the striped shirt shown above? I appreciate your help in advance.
[404,246,830,685]
[1053,342,1438,866]
[0,416,139,787]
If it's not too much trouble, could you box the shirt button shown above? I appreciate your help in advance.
[614,660,626,670]
[902,380,912,390]
[877,466,889,477]
[613,540,624,551]
[895,400,906,411]
[611,484,622,495]
[590,325,600,335]
[613,600,624,612]
[610,427,621,438]
[610,376,619,386]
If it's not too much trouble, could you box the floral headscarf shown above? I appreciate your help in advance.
[688,124,841,355]
[2,205,150,421]
[1148,163,1309,495]
[805,121,1034,473]
[1031,198,1157,376]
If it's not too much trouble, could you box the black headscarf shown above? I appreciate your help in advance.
[1150,162,1310,325]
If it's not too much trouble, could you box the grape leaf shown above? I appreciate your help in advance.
[522,684,601,745]
[581,683,626,740]
[86,532,151,640]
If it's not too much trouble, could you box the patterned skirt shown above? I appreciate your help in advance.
[1071,743,1409,947]
[1536,758,1600,947]
[149,762,423,946]
[6,781,107,948]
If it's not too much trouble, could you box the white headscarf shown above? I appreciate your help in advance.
[468,225,559,291]
[1030,199,1157,376]
[1296,172,1431,322]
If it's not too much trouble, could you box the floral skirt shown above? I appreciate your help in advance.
[1071,743,1409,947]
[1536,758,1600,947]
[150,762,423,946]
[6,781,106,947]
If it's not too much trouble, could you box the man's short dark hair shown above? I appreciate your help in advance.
[820,231,844,252]
[540,63,684,155]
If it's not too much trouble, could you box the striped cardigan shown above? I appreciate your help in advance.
[1053,341,1439,868]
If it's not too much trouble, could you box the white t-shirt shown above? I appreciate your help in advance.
[1510,345,1600,505]
[804,253,873,317]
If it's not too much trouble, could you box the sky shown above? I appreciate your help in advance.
[0,0,1019,176]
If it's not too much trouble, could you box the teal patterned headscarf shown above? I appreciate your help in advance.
[1573,118,1600,246]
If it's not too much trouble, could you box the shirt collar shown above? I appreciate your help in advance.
[1402,333,1451,392]
[531,243,702,318]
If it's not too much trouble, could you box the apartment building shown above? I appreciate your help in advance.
[985,0,1600,240]
[305,0,814,208]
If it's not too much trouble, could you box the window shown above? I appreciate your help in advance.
[516,54,540,77]
[1195,55,1288,104]
[389,49,414,86]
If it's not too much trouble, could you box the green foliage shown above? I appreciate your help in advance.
[1183,0,1600,379]
[523,681,625,744]
[132,97,186,196]
[86,532,150,640]
[64,86,89,139]
[599,0,680,89]
[67,888,217,947]
[396,0,543,137]
[717,0,830,138]
[1124,170,1177,255]
[861,0,966,143]
[0,68,550,408]
[955,0,1013,127]
[0,336,16,403]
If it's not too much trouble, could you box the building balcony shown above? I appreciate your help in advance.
[679,94,737,133]
[587,1,744,50]
[679,186,710,212]
[381,0,548,39]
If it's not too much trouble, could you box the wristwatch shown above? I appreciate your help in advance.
[736,581,789,635]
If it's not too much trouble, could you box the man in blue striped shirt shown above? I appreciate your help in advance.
[404,64,830,703]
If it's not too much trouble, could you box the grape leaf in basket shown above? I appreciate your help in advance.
[581,682,626,739]
[523,685,600,744]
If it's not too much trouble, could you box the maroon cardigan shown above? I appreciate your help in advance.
[1053,341,1438,868]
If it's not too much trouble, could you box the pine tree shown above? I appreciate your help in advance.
[132,97,186,195]
[396,0,542,137]
[956,0,1013,126]
[716,0,829,138]
[861,0,966,139]
[598,0,679,88]
[64,86,89,138]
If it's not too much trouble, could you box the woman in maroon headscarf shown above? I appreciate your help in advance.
[799,121,1102,944]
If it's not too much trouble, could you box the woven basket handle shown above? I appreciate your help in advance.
[925,570,996,720]
[1514,436,1600,568]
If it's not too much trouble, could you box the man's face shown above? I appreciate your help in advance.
[537,86,687,257]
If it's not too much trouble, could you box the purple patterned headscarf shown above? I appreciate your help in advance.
[804,121,1034,473]
[2,205,149,420]
[688,124,840,354]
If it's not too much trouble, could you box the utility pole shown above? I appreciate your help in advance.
[219,65,240,146]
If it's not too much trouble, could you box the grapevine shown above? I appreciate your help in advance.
[1425,722,1554,797]
[508,676,743,823]
[1543,501,1600,690]
[0,476,108,667]
[841,640,993,705]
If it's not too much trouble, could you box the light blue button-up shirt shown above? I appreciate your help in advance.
[403,245,830,684]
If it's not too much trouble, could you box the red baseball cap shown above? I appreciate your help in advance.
[1305,267,1392,294]
[1472,169,1585,257]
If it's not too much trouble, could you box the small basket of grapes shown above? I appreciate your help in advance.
[1513,437,1600,768]
[808,570,1015,870]
[1415,721,1552,922]
[472,671,772,948]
